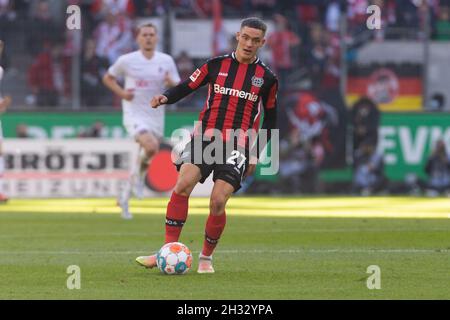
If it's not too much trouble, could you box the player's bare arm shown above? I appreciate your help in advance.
[0,95,11,113]
[102,73,134,101]
[0,40,11,113]
[164,72,178,88]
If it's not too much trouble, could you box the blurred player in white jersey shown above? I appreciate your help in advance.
[0,40,12,202]
[103,24,180,219]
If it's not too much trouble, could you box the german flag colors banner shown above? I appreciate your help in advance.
[347,64,423,112]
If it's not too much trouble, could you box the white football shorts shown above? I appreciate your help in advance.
[123,114,163,140]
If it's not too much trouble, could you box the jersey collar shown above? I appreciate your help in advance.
[231,51,260,64]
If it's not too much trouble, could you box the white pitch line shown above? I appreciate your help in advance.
[0,228,449,240]
[0,249,447,255]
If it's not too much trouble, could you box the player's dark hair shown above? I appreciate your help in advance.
[137,23,157,35]
[240,17,267,35]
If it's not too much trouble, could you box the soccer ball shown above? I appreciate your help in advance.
[156,242,193,275]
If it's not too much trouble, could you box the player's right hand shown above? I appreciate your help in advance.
[151,95,168,108]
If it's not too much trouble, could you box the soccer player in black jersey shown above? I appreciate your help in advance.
[136,17,278,273]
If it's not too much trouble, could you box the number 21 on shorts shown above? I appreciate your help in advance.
[227,150,246,169]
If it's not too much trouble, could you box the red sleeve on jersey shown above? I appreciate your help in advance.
[188,63,209,90]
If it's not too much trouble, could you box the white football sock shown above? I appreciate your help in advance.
[0,156,4,193]
[199,253,212,260]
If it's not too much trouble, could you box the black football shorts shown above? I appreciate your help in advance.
[174,138,249,192]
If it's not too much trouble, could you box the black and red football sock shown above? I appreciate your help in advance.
[201,213,227,257]
[165,192,189,244]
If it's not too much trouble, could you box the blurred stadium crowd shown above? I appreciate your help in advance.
[0,0,449,108]
[1,0,449,196]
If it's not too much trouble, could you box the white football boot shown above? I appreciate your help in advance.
[197,254,215,274]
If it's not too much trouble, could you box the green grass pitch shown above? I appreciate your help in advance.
[0,197,449,299]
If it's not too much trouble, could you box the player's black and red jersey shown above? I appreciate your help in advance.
[163,52,278,155]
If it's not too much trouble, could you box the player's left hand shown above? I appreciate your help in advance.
[244,156,258,178]
[245,164,256,178]
[151,95,168,108]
